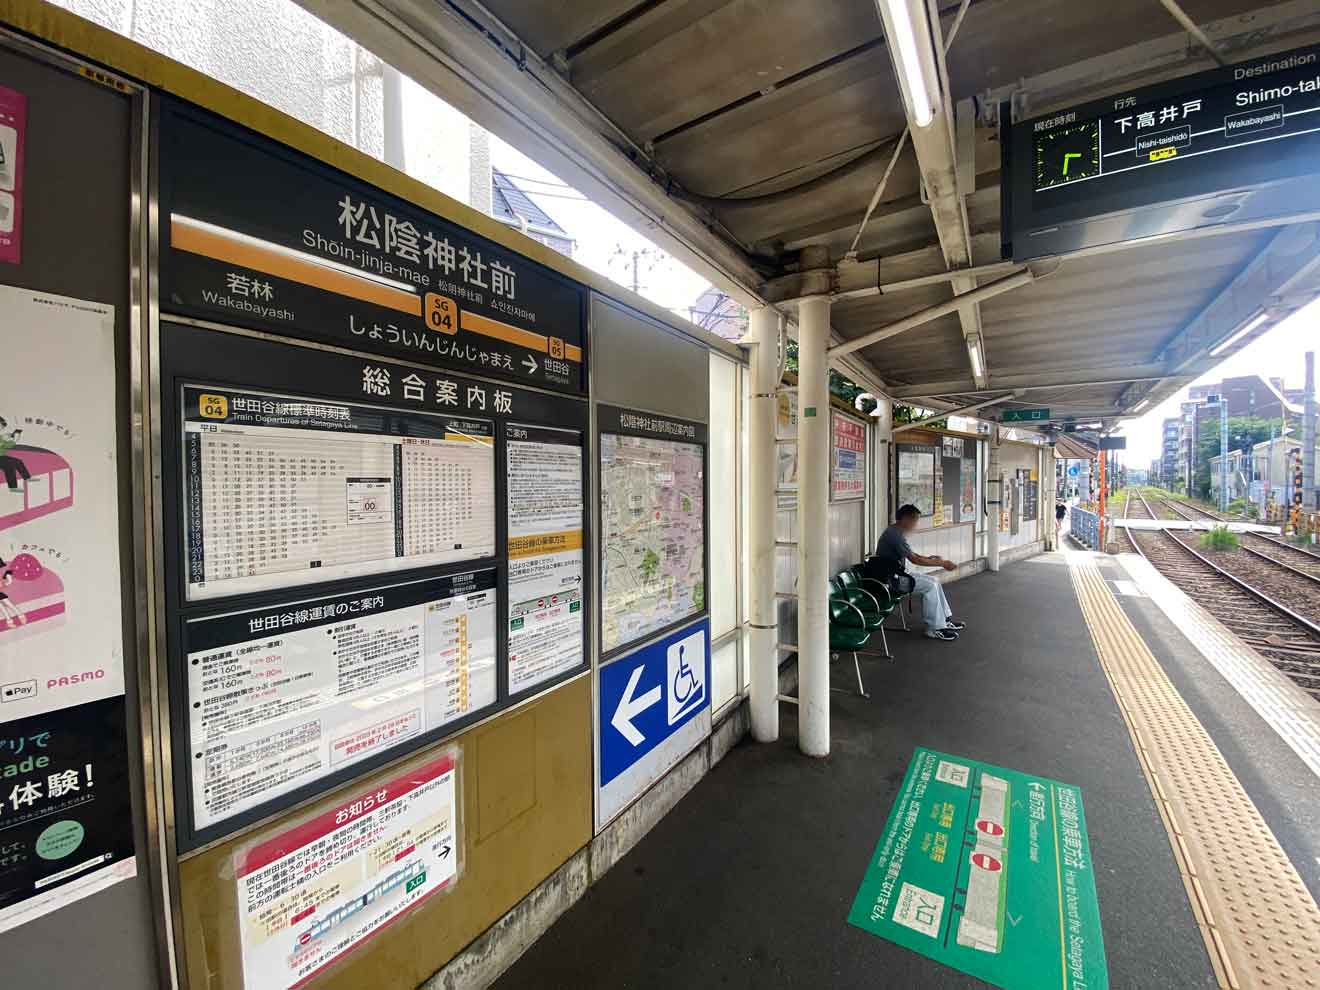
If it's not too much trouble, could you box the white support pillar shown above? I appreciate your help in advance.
[797,294,832,758]
[987,428,1002,572]
[747,306,780,743]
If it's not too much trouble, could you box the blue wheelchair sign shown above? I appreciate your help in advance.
[599,621,710,787]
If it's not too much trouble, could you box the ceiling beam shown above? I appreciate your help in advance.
[888,364,1171,399]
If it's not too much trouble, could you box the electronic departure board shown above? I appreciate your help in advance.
[1003,44,1320,259]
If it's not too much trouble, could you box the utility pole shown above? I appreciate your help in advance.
[1305,351,1316,510]
[611,245,661,295]
[1219,400,1229,512]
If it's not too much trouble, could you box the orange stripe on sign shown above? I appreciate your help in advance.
[459,310,549,353]
[171,218,423,317]
[564,343,583,362]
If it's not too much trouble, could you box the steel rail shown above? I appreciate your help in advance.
[1135,527,1320,640]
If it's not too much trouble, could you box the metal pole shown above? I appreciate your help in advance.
[1098,448,1107,549]
[797,294,832,758]
[747,307,779,743]
[1220,400,1229,512]
[987,428,1002,571]
[1305,352,1316,510]
[382,65,406,171]
[1266,422,1276,517]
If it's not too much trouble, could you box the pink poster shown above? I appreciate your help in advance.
[0,85,25,265]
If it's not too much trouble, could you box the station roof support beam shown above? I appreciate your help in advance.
[892,392,1019,434]
[828,267,1038,359]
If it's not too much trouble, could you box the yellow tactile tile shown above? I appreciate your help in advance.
[1070,556,1320,989]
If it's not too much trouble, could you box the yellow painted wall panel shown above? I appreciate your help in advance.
[177,676,592,990]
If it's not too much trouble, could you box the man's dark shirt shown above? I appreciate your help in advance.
[870,524,912,579]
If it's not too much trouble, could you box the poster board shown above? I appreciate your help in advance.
[896,444,937,520]
[831,412,866,501]
[937,437,978,526]
[598,407,707,656]
[0,287,136,931]
[233,752,460,990]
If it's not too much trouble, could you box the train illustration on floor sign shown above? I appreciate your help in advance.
[956,773,1010,953]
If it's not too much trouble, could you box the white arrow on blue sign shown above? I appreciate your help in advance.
[599,621,710,788]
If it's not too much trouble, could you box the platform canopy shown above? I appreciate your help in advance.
[300,0,1320,426]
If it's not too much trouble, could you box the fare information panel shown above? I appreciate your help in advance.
[506,425,584,693]
[182,386,495,600]
[1026,45,1320,199]
[185,572,495,829]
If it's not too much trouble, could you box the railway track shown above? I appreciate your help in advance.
[1240,532,1320,582]
[1124,490,1154,520]
[1131,528,1320,700]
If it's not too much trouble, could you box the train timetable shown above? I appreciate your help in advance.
[182,386,495,601]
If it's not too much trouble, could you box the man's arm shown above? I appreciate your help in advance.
[909,551,956,572]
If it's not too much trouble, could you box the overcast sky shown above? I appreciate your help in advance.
[1113,296,1320,468]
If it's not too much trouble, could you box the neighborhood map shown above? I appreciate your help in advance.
[600,433,705,652]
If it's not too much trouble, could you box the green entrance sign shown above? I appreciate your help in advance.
[1002,408,1051,423]
[849,748,1108,990]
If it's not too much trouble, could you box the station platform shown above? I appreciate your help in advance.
[491,549,1320,990]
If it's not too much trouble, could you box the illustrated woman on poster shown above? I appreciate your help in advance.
[0,558,25,627]
[0,414,30,491]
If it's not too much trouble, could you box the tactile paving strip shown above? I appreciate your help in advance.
[1070,557,1320,989]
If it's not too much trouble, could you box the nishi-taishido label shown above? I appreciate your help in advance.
[849,748,1108,989]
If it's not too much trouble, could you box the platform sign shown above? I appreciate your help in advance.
[1002,408,1050,423]
[597,620,710,828]
[849,748,1108,990]
[1004,43,1320,258]
[158,99,587,394]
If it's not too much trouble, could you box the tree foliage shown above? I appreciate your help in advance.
[1192,415,1282,498]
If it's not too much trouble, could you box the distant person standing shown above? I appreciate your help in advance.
[868,505,964,642]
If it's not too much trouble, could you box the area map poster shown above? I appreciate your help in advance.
[0,287,136,931]
[849,748,1108,990]
[234,752,459,990]
[505,425,584,694]
[184,572,495,830]
[180,385,496,601]
[599,408,706,655]
[897,445,936,517]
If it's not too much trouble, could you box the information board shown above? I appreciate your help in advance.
[234,752,458,990]
[897,445,937,518]
[505,425,584,694]
[184,572,495,829]
[181,386,495,601]
[159,99,587,393]
[599,407,706,655]
[831,412,866,500]
[849,748,1107,989]
[1005,43,1320,258]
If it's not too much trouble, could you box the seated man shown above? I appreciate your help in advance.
[871,504,965,642]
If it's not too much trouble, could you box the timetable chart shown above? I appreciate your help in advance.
[182,386,495,601]
[184,573,497,829]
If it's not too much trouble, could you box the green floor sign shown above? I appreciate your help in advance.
[849,748,1108,989]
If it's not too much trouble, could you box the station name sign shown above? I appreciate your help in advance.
[1003,43,1320,259]
[158,99,588,393]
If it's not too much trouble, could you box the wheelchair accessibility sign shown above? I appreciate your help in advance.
[598,621,710,790]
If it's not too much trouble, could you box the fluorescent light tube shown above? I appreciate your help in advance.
[877,0,939,127]
[1209,311,1268,357]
